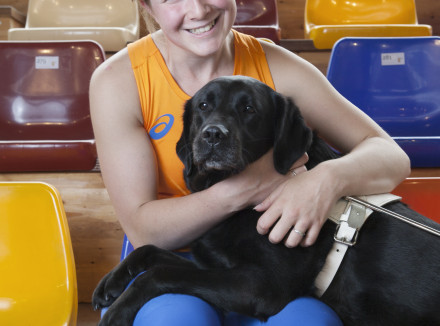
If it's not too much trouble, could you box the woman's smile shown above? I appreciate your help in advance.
[187,17,219,35]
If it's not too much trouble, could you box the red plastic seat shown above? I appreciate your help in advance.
[393,178,440,224]
[0,41,105,172]
[233,0,281,44]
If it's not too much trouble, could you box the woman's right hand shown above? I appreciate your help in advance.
[220,150,309,211]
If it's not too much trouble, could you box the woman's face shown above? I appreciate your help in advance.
[147,0,237,57]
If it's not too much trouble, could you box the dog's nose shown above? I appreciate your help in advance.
[202,125,227,146]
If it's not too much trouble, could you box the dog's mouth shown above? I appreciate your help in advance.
[193,142,244,174]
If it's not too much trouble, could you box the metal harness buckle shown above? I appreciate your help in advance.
[333,201,367,246]
[334,223,359,246]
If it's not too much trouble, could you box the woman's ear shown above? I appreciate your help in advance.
[138,0,149,10]
[272,93,313,174]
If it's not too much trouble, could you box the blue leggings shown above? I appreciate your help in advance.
[131,294,342,326]
[103,250,342,325]
[102,285,342,325]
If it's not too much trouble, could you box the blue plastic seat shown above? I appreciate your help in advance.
[327,37,440,167]
[121,234,134,260]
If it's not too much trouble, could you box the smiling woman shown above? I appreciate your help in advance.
[90,0,409,324]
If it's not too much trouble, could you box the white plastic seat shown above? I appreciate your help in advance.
[8,0,139,52]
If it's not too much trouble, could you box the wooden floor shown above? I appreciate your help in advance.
[78,303,101,326]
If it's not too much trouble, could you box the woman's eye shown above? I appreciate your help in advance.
[199,102,208,111]
[243,105,255,113]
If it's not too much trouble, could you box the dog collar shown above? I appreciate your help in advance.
[314,193,401,297]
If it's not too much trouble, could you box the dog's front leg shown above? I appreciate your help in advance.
[98,264,291,326]
[92,245,195,311]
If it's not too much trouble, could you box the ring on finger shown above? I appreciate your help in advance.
[292,228,306,237]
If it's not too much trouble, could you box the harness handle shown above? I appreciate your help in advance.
[346,196,440,238]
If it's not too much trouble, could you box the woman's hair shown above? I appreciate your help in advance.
[137,0,159,34]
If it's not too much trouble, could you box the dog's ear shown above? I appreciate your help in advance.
[176,99,195,179]
[272,92,313,174]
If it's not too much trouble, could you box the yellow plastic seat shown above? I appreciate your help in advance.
[0,182,77,325]
[8,0,139,52]
[304,0,432,49]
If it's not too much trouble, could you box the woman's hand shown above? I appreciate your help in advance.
[255,163,339,248]
[222,150,309,210]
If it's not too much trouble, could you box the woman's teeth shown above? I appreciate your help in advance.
[189,20,216,35]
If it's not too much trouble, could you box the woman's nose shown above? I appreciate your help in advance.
[185,0,210,20]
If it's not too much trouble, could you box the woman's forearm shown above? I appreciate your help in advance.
[324,136,410,200]
[123,184,236,250]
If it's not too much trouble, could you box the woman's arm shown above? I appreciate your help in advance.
[89,50,305,250]
[257,42,411,247]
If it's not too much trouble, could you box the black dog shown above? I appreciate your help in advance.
[93,76,440,326]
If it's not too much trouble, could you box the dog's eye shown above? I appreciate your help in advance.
[243,105,255,114]
[199,102,208,111]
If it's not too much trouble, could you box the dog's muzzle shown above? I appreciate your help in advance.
[193,124,243,172]
[201,124,229,147]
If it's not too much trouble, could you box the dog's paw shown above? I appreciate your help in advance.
[92,267,134,310]
[92,273,120,310]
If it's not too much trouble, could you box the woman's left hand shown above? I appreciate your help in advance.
[255,165,338,248]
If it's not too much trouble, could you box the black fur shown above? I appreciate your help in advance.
[93,76,440,326]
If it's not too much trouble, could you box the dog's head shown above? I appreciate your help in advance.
[176,76,313,192]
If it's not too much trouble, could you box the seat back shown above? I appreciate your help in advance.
[305,0,432,49]
[0,182,77,325]
[0,41,105,172]
[233,0,281,44]
[25,0,138,30]
[327,37,440,167]
[8,0,139,51]
[393,178,440,224]
[306,0,419,29]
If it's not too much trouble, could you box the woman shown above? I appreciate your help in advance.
[90,0,410,324]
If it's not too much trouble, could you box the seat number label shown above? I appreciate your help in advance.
[381,52,405,66]
[35,56,59,69]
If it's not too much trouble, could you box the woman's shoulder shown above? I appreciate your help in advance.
[92,48,132,85]
[90,48,140,104]
[89,48,142,120]
[259,40,329,95]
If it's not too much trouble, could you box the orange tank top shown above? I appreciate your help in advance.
[127,30,275,200]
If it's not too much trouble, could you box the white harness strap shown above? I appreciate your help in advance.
[314,194,401,297]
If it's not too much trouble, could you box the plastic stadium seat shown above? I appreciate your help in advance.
[8,0,139,52]
[327,37,440,167]
[0,40,105,172]
[393,178,440,224]
[0,182,77,325]
[121,234,135,261]
[0,6,25,40]
[305,0,432,49]
[234,0,281,44]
